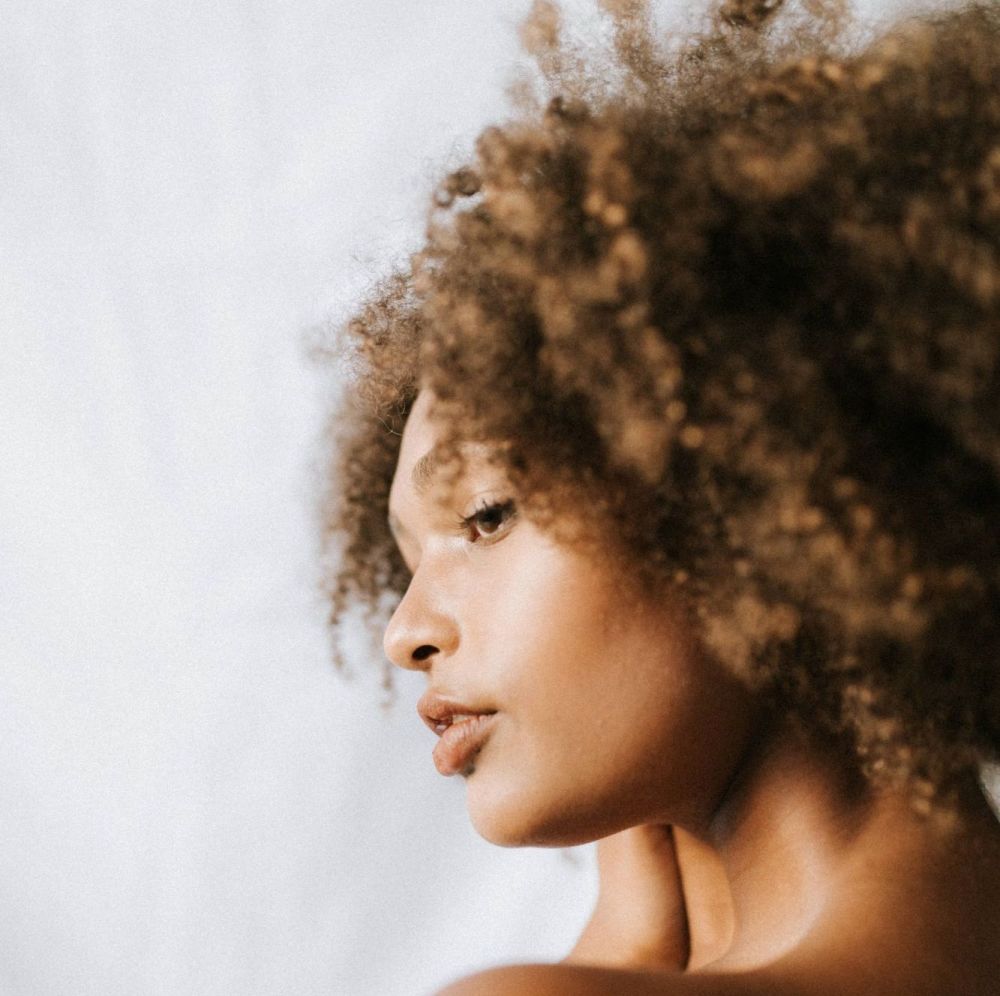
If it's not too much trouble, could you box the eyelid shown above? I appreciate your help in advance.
[389,493,517,574]
[457,497,517,542]
[388,521,419,575]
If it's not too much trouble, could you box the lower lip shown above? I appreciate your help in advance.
[432,713,498,776]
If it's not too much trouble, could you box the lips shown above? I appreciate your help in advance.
[417,691,499,776]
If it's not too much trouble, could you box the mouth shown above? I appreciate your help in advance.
[416,691,499,777]
[428,711,494,734]
[431,712,499,777]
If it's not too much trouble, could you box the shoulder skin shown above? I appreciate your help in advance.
[435,963,794,996]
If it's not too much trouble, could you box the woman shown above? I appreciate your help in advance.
[320,0,1000,992]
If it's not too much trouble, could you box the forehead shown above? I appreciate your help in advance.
[394,390,438,473]
[389,391,440,502]
[388,390,507,511]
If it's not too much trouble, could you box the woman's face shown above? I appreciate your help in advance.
[384,389,758,847]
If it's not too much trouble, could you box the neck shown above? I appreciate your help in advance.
[675,718,1000,973]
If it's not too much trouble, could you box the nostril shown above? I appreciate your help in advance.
[412,645,437,663]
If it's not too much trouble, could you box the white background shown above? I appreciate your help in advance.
[1,1,994,994]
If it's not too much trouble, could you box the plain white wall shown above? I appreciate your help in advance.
[0,3,604,994]
[1,1,995,995]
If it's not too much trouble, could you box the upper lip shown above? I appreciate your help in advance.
[417,690,497,736]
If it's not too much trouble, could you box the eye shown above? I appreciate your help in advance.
[458,499,517,543]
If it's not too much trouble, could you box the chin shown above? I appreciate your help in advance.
[465,776,616,849]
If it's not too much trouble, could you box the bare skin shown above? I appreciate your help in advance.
[386,390,1000,996]
[557,732,1000,994]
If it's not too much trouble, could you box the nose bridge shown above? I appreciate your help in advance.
[382,563,459,671]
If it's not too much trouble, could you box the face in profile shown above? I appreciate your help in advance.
[384,389,759,847]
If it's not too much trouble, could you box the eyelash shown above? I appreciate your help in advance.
[456,499,517,543]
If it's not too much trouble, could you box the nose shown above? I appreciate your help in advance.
[382,568,459,672]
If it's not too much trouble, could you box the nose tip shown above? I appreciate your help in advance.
[382,599,451,673]
[385,637,438,672]
[382,563,459,671]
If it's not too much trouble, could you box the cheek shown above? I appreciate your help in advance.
[483,540,618,702]
[493,545,688,722]
[458,526,758,843]
[475,546,697,796]
[523,617,697,787]
[467,546,751,841]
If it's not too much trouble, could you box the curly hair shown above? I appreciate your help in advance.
[318,0,1000,814]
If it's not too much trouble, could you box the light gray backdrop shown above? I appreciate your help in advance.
[2,1,994,994]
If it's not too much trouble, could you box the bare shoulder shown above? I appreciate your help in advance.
[435,963,791,996]
[435,963,674,996]
[434,935,1000,996]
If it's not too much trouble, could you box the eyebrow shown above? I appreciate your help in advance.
[387,446,444,542]
[388,441,502,540]
[411,447,442,498]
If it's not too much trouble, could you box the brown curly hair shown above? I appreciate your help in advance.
[318,0,1000,813]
